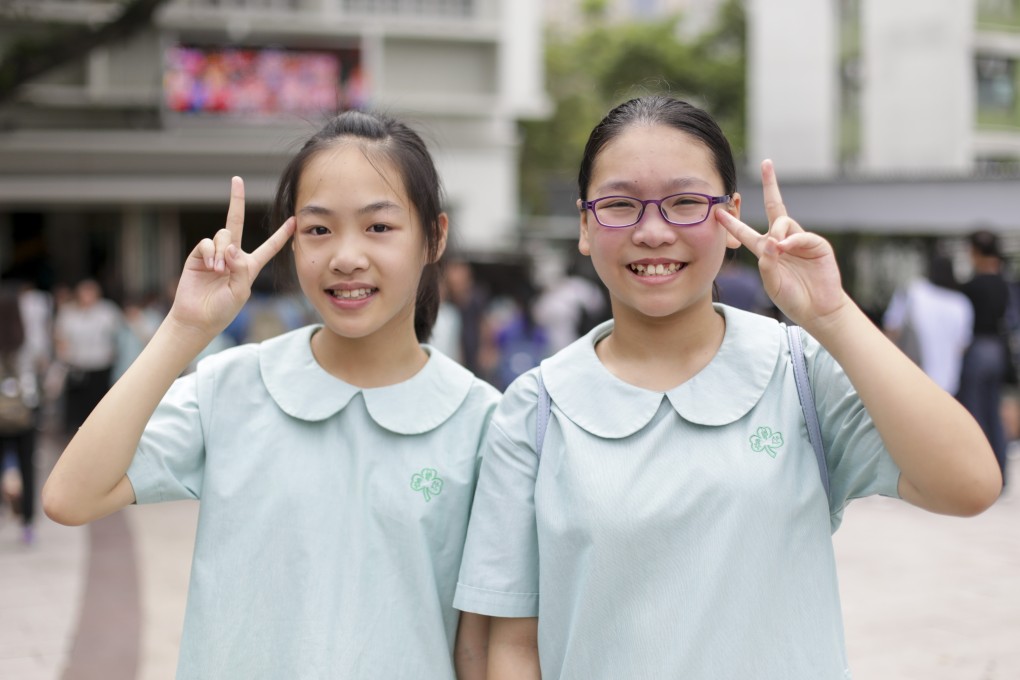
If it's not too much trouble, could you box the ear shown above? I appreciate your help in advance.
[578,199,592,256]
[724,192,742,250]
[432,213,449,264]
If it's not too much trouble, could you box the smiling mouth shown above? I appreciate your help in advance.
[328,287,376,299]
[629,263,685,276]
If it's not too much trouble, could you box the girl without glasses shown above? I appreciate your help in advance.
[454,95,1001,679]
[43,110,498,679]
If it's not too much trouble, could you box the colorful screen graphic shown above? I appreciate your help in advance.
[164,45,366,117]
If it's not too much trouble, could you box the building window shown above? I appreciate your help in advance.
[341,0,474,17]
[976,55,1020,128]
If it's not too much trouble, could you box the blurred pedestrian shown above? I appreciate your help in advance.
[43,110,498,678]
[16,280,54,383]
[715,250,772,316]
[53,279,123,435]
[444,259,487,374]
[534,261,608,354]
[958,229,1011,486]
[431,266,464,362]
[0,285,40,544]
[113,293,162,381]
[455,95,1001,679]
[883,252,972,394]
[492,282,549,391]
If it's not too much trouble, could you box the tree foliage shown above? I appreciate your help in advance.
[520,0,746,214]
[0,0,171,105]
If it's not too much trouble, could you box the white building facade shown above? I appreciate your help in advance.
[0,0,548,295]
[746,0,1020,234]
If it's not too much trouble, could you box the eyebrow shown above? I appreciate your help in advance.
[596,177,712,194]
[297,200,404,217]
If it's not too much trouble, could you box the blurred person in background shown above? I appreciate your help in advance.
[113,292,163,381]
[16,280,55,386]
[958,230,1012,487]
[714,249,772,316]
[431,264,464,362]
[883,252,973,395]
[534,257,608,354]
[444,259,487,374]
[54,279,123,435]
[490,281,549,391]
[0,285,41,544]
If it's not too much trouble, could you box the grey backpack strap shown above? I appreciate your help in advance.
[787,324,830,497]
[536,370,551,459]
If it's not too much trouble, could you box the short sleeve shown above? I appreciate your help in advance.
[454,371,542,618]
[804,336,902,529]
[126,372,206,503]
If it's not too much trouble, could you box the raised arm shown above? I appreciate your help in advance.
[717,160,1002,516]
[42,177,294,526]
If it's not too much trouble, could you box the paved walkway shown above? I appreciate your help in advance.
[1,434,1018,679]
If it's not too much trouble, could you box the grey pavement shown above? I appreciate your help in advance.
[1,434,1018,679]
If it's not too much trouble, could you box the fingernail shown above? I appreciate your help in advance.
[205,257,214,269]
[226,245,237,258]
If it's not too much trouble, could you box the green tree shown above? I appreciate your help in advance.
[520,0,745,215]
[0,0,171,105]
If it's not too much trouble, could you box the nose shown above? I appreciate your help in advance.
[328,238,369,275]
[632,206,678,248]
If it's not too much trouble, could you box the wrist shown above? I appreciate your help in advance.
[798,293,864,344]
[158,315,222,354]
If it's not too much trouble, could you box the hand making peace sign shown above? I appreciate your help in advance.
[170,177,295,336]
[716,160,851,329]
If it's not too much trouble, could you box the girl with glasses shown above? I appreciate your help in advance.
[43,110,498,679]
[454,95,1001,678]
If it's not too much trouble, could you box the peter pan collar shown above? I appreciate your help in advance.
[260,325,476,434]
[541,304,783,438]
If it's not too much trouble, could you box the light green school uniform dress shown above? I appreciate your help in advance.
[126,325,500,680]
[454,305,901,680]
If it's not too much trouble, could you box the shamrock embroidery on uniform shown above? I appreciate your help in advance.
[750,426,784,458]
[410,468,444,502]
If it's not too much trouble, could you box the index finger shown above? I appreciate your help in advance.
[716,208,767,259]
[249,217,296,271]
[225,176,245,247]
[761,159,788,226]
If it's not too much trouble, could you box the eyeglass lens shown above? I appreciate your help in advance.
[595,194,714,227]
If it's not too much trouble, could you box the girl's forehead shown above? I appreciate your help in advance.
[299,143,407,201]
[590,124,720,191]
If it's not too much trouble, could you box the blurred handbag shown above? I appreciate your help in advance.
[0,354,32,434]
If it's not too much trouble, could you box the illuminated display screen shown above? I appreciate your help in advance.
[164,45,365,117]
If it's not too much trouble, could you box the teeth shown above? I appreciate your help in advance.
[630,263,681,276]
[331,288,373,299]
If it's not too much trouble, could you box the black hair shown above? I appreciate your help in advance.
[926,253,958,290]
[969,229,1002,260]
[271,110,445,342]
[577,96,737,201]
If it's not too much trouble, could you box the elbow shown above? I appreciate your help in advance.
[946,469,1003,518]
[963,474,1003,517]
[41,482,89,526]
